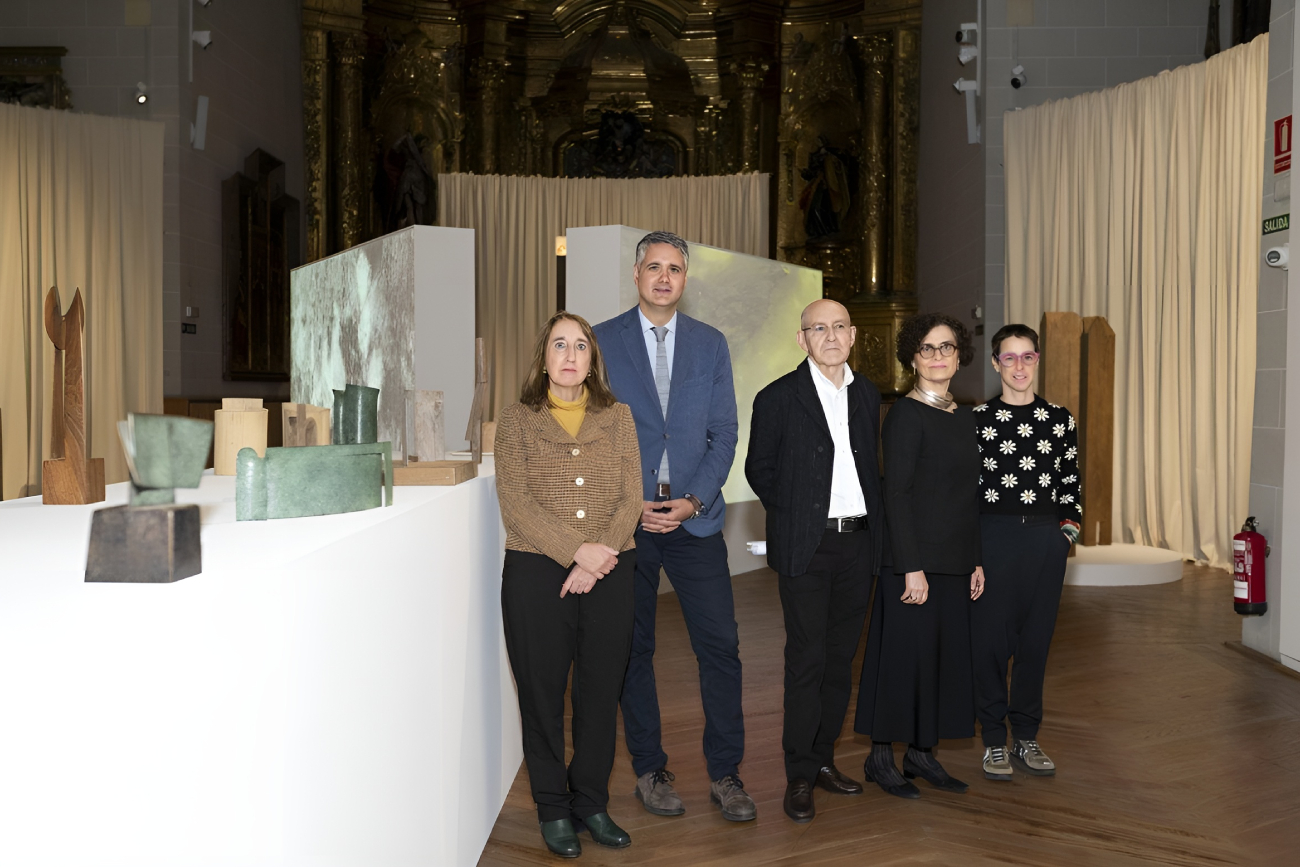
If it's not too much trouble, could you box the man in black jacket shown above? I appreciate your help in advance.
[745,298,884,824]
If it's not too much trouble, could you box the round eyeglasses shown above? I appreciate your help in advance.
[997,351,1039,367]
[917,342,957,359]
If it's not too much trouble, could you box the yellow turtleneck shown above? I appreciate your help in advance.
[549,388,588,438]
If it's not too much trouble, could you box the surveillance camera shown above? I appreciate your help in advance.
[956,23,978,44]
[958,45,979,65]
[1265,244,1289,270]
[192,30,212,49]
[1011,64,1027,89]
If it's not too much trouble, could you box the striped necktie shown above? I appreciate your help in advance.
[653,325,670,484]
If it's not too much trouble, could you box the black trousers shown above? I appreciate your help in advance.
[971,515,1069,747]
[621,525,743,781]
[501,549,635,822]
[854,567,974,747]
[778,527,870,782]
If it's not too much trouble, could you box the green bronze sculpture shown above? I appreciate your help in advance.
[235,441,393,521]
[85,413,215,583]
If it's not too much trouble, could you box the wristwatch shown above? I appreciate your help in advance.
[683,493,704,520]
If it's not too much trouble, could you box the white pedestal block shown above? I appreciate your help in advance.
[1065,543,1184,586]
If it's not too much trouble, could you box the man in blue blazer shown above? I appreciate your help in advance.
[592,231,754,822]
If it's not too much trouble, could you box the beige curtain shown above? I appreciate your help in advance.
[437,172,769,418]
[0,103,164,500]
[1004,35,1267,568]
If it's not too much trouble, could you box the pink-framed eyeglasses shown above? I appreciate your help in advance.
[996,351,1039,367]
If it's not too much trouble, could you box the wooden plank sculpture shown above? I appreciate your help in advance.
[404,389,444,463]
[282,403,331,447]
[1038,312,1083,417]
[86,413,215,583]
[42,286,106,504]
[1080,317,1116,546]
[465,338,489,464]
[214,398,269,475]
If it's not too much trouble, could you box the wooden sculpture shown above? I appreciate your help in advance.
[404,389,444,463]
[42,286,105,504]
[214,398,269,475]
[282,403,331,447]
[1039,311,1116,548]
[465,338,489,464]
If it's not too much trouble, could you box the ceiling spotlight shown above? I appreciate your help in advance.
[135,82,148,104]
[197,0,212,6]
[192,30,212,49]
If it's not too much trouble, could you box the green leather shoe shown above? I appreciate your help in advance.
[539,818,581,858]
[581,812,631,848]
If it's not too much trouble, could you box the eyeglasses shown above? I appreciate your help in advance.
[801,322,851,337]
[917,342,956,358]
[996,351,1039,367]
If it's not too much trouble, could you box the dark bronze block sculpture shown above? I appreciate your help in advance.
[86,413,215,583]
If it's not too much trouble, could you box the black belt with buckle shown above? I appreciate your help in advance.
[826,515,867,533]
[655,483,672,500]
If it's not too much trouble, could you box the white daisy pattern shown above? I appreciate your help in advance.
[974,403,988,412]
[975,398,1082,525]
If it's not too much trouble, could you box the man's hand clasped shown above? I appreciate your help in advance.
[639,499,695,534]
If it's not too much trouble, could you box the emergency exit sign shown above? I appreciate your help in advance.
[1276,115,1292,173]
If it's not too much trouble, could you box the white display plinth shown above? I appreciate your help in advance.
[0,466,520,867]
[1064,543,1184,586]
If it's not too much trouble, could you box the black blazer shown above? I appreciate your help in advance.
[745,359,885,578]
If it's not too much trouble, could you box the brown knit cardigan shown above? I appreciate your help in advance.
[495,399,643,567]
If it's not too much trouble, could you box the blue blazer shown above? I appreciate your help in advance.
[593,307,738,538]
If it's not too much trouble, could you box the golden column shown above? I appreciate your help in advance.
[333,32,364,251]
[859,32,891,299]
[891,28,921,296]
[302,28,329,262]
[731,57,768,173]
[470,57,508,175]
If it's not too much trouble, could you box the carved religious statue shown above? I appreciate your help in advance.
[42,286,105,504]
[799,135,854,241]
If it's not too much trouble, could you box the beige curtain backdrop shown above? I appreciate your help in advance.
[437,172,769,418]
[0,103,164,500]
[1004,35,1267,569]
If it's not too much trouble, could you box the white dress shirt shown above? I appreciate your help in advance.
[637,308,677,377]
[809,362,868,519]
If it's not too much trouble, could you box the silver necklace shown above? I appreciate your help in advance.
[910,385,954,411]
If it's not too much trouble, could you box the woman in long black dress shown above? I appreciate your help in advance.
[854,312,984,798]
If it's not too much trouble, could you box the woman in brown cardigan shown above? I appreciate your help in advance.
[495,311,643,859]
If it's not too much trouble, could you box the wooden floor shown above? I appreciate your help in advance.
[479,564,1300,866]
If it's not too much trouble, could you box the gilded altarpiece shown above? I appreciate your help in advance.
[300,0,920,394]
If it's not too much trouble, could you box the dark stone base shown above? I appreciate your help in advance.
[85,504,202,583]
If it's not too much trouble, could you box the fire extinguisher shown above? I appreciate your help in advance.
[1234,517,1270,616]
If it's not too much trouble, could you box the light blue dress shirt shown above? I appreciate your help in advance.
[636,307,677,377]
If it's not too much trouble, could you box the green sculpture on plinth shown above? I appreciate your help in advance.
[86,413,215,583]
[235,441,393,521]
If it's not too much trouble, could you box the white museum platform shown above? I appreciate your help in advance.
[1065,542,1184,586]
[0,464,520,867]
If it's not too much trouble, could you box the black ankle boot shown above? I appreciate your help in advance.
[902,745,969,794]
[863,742,920,799]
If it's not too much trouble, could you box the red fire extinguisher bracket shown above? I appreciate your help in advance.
[1234,517,1268,616]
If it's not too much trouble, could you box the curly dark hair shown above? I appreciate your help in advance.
[895,312,976,367]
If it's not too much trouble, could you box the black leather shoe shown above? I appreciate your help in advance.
[815,764,864,795]
[539,819,581,858]
[863,746,921,800]
[902,748,969,794]
[783,779,815,823]
[579,812,631,849]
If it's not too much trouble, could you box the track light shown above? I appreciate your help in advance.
[192,30,212,49]
[135,82,148,104]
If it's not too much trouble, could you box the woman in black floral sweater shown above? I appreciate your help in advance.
[971,323,1081,783]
